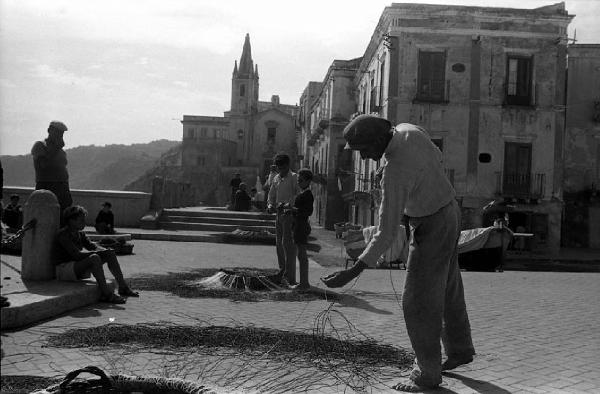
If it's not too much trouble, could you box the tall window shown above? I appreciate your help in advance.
[370,74,377,110]
[362,87,367,113]
[200,127,207,137]
[417,51,446,102]
[197,156,206,166]
[379,59,386,106]
[267,127,276,144]
[505,55,533,106]
[503,142,532,196]
[240,84,245,97]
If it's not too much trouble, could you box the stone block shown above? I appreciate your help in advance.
[21,190,60,281]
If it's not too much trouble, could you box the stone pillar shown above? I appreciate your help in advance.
[21,190,60,280]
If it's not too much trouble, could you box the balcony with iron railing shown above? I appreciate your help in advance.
[414,80,450,104]
[495,171,545,199]
[349,168,454,196]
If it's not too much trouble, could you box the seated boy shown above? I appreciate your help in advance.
[95,201,115,234]
[54,205,138,304]
[2,194,23,230]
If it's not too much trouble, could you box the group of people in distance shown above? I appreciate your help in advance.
[266,153,314,290]
[229,173,266,212]
[229,176,252,212]
[230,155,315,290]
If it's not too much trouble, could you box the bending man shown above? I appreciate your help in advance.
[322,115,475,392]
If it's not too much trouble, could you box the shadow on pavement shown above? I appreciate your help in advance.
[443,371,512,393]
[335,293,393,315]
[66,303,126,319]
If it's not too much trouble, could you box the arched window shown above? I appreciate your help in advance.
[240,84,245,97]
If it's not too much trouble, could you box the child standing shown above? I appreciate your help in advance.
[291,168,314,290]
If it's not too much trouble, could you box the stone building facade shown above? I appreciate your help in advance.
[298,58,361,229]
[181,34,299,204]
[563,44,600,248]
[348,2,573,252]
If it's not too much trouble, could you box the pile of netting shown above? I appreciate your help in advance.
[45,317,413,393]
[127,268,339,302]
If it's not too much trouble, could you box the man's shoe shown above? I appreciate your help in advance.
[442,355,474,371]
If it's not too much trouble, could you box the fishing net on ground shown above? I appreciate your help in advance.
[127,268,340,302]
[41,319,413,393]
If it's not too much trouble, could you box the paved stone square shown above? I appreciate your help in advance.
[2,239,599,393]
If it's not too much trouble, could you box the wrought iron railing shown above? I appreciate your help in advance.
[495,171,545,199]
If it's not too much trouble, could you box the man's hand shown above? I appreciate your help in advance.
[267,204,275,214]
[321,260,367,288]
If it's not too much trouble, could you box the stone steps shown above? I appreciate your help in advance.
[160,221,275,233]
[163,208,274,221]
[159,207,276,233]
[162,214,274,227]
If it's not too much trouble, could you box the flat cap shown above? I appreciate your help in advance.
[48,121,68,132]
[343,115,391,149]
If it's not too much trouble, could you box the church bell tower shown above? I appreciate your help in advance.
[230,33,259,115]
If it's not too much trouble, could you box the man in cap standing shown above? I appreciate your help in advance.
[31,121,73,223]
[321,115,475,391]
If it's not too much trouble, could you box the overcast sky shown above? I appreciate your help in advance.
[0,0,598,156]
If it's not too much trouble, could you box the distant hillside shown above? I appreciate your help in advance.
[1,140,180,191]
[124,144,184,192]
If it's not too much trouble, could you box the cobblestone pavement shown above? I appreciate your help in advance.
[2,240,599,393]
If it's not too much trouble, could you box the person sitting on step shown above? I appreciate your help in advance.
[95,201,116,234]
[53,205,138,304]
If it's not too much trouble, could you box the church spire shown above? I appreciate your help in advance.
[238,33,254,77]
[233,60,238,75]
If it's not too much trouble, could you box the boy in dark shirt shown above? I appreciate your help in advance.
[55,205,138,304]
[291,168,314,290]
[95,201,115,234]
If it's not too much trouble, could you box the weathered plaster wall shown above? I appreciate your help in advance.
[565,45,600,192]
[253,109,297,168]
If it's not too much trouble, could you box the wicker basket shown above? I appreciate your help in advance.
[31,365,217,394]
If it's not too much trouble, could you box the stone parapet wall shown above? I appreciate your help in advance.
[2,187,151,228]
